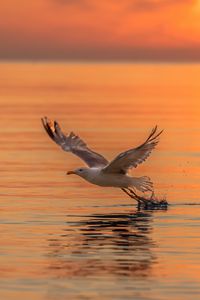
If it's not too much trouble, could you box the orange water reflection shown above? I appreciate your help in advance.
[0,63,200,300]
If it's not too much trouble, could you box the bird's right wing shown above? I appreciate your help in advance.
[103,126,163,174]
[41,117,109,168]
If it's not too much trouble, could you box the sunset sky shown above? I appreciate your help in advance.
[0,0,200,60]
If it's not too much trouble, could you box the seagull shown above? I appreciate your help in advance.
[41,117,163,203]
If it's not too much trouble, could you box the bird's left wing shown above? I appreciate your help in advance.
[41,117,109,168]
[103,126,163,174]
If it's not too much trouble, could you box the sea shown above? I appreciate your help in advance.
[0,62,200,300]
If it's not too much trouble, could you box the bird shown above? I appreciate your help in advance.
[41,117,163,203]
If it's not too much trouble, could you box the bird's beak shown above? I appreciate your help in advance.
[66,170,75,175]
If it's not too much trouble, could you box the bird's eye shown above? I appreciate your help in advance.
[79,169,83,172]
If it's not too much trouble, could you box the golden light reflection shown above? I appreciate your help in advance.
[0,62,200,299]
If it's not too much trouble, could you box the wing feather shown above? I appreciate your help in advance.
[41,117,108,168]
[103,126,163,174]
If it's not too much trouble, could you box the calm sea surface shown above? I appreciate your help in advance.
[0,62,200,300]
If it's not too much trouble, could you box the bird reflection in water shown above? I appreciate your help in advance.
[47,210,157,278]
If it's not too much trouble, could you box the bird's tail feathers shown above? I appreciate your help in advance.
[131,176,153,193]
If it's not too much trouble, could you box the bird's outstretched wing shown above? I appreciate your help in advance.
[103,126,163,174]
[41,117,109,168]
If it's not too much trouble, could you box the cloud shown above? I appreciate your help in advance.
[50,0,91,8]
[130,0,196,11]
[49,0,196,12]
[52,0,85,4]
[0,0,199,60]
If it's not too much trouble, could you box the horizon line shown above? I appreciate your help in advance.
[0,58,200,64]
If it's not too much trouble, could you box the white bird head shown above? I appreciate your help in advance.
[67,167,90,179]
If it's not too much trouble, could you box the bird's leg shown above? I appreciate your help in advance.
[128,188,163,207]
[127,188,139,198]
[121,188,133,198]
[121,188,142,205]
[127,188,147,204]
[122,188,168,209]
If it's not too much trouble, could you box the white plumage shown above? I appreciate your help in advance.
[41,117,163,199]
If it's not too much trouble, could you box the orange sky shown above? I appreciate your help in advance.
[0,0,200,60]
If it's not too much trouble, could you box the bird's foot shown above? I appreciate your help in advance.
[123,188,168,210]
